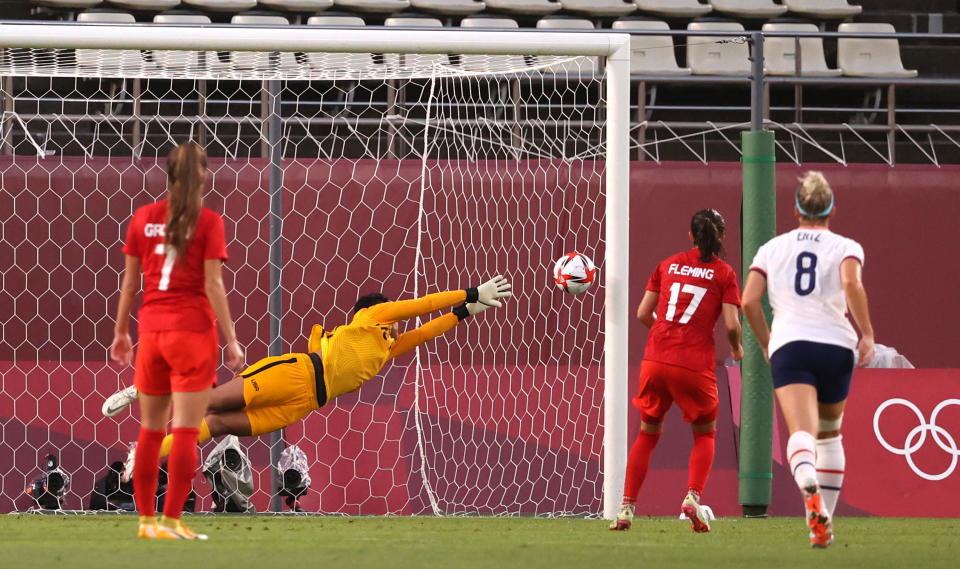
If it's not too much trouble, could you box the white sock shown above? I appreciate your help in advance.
[816,435,845,516]
[786,431,818,492]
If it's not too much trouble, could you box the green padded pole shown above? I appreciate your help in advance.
[739,130,776,517]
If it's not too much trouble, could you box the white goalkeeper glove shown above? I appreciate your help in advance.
[465,275,512,316]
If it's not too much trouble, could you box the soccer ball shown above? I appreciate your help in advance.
[553,252,597,295]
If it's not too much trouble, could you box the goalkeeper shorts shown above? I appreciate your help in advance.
[239,353,323,437]
[134,328,217,395]
[633,360,718,425]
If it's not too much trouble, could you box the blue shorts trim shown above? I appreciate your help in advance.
[769,341,855,404]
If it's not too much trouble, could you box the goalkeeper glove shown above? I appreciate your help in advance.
[464,275,512,316]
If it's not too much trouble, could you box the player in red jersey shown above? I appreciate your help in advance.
[610,209,743,533]
[110,141,244,540]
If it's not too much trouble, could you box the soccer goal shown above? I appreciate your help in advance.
[0,22,630,518]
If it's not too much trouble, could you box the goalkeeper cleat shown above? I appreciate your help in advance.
[680,492,711,533]
[157,517,208,540]
[803,485,834,549]
[609,503,634,531]
[102,385,138,417]
[138,517,159,539]
[121,442,136,483]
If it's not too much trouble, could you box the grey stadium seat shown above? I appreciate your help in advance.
[152,13,215,70]
[384,16,448,69]
[31,0,104,10]
[182,0,257,11]
[332,0,410,12]
[686,21,751,75]
[784,0,862,19]
[258,0,334,12]
[612,19,691,75]
[837,22,918,78]
[76,11,145,69]
[459,16,525,71]
[535,17,597,74]
[107,0,180,10]
[305,15,379,75]
[230,14,298,71]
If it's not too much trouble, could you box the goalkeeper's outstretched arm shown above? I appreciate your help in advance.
[364,275,512,324]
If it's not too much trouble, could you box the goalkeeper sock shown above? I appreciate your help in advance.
[162,427,200,520]
[622,430,661,504]
[687,430,716,496]
[816,435,845,515]
[159,419,211,459]
[133,428,164,518]
[787,430,819,491]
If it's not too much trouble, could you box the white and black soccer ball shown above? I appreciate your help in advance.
[553,252,597,295]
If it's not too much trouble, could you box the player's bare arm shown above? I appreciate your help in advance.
[840,257,875,367]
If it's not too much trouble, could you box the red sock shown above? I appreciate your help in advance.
[133,428,165,518]
[622,430,662,504]
[687,430,717,496]
[162,427,199,520]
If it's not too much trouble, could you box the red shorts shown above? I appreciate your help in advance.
[633,360,718,424]
[134,329,218,395]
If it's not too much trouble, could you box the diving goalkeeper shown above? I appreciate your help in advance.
[106,276,511,466]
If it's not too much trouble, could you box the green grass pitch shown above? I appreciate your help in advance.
[3,515,957,569]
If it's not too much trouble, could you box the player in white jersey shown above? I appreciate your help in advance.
[742,171,875,549]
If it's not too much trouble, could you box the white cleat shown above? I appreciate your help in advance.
[680,492,711,533]
[121,441,137,483]
[102,386,138,417]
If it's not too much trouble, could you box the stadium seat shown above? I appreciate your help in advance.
[535,17,597,74]
[459,16,525,71]
[762,23,841,76]
[837,23,918,78]
[632,0,711,18]
[107,0,180,11]
[76,11,146,70]
[561,0,637,18]
[258,0,334,13]
[686,21,750,75]
[710,0,787,19]
[332,0,410,12]
[485,0,561,16]
[612,20,691,75]
[152,13,214,70]
[230,14,298,71]
[384,16,448,70]
[182,0,257,12]
[784,0,862,19]
[305,15,379,75]
[409,0,485,16]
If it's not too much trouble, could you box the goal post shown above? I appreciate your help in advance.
[0,22,630,518]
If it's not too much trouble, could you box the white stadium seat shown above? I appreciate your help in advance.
[837,23,918,78]
[152,13,215,70]
[409,0,486,16]
[632,0,712,18]
[76,11,146,70]
[31,0,104,10]
[229,15,298,71]
[459,16,525,71]
[612,20,691,75]
[485,0,561,16]
[332,0,410,12]
[561,0,637,18]
[710,0,787,19]
[686,21,751,75]
[306,15,379,75]
[784,0,862,19]
[535,17,597,74]
[762,23,841,76]
[258,0,335,12]
[182,0,257,12]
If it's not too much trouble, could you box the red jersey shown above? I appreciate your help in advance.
[122,200,228,332]
[643,248,740,372]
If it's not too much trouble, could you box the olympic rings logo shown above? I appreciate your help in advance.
[873,398,960,481]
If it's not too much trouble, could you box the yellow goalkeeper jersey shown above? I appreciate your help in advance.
[308,290,467,401]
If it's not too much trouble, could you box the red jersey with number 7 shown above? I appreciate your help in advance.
[643,248,740,372]
[122,200,228,333]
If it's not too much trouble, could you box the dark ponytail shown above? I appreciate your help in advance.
[690,209,725,263]
[165,141,207,260]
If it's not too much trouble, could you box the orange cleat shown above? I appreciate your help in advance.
[803,485,834,548]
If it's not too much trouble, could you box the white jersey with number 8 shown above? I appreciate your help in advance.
[749,227,864,357]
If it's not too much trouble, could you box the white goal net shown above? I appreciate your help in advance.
[0,25,628,516]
